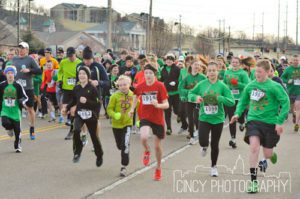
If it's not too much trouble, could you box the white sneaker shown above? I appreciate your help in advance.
[38,112,43,118]
[15,147,22,153]
[193,130,198,138]
[201,147,207,157]
[22,111,27,118]
[6,129,14,137]
[189,137,197,145]
[177,128,186,134]
[211,166,218,177]
[132,126,137,134]
[120,167,127,177]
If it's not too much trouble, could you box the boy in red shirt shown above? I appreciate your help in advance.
[130,64,169,181]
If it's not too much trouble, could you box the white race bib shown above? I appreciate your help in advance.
[294,79,300,86]
[48,80,55,88]
[17,79,27,87]
[231,89,239,95]
[142,93,157,105]
[67,78,76,86]
[204,105,218,114]
[77,109,92,120]
[4,98,15,107]
[250,89,265,101]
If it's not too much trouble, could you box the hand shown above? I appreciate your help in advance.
[230,115,239,124]
[151,99,159,108]
[288,79,293,84]
[80,97,87,104]
[125,71,131,76]
[21,68,30,73]
[169,81,176,86]
[61,108,68,116]
[275,124,283,135]
[91,80,99,87]
[196,96,203,103]
[128,109,134,118]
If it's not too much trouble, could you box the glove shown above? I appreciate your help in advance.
[58,81,63,89]
[169,81,176,86]
[230,78,238,85]
[136,120,140,128]
[113,112,121,120]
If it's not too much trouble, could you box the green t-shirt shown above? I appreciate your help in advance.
[235,79,290,125]
[57,58,81,90]
[188,79,235,124]
[250,69,256,80]
[1,84,21,121]
[223,69,250,100]
[179,73,207,101]
[218,70,225,80]
[281,65,300,95]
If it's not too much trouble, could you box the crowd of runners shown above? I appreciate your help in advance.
[1,41,298,193]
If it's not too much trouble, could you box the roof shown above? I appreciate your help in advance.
[59,3,85,9]
[34,31,79,45]
[85,21,143,34]
[0,20,18,46]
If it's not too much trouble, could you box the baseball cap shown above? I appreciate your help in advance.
[18,42,29,49]
[66,47,76,57]
[178,55,185,62]
[57,47,64,53]
[45,47,52,53]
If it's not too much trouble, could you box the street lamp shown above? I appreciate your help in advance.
[28,0,34,31]
[174,15,182,55]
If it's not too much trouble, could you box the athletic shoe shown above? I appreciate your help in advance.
[210,166,218,177]
[22,111,27,118]
[48,118,56,123]
[294,124,299,132]
[201,147,207,157]
[154,168,161,181]
[193,130,198,139]
[38,112,43,118]
[258,159,268,172]
[30,132,35,140]
[120,167,127,177]
[73,154,80,163]
[132,126,137,134]
[96,156,103,167]
[176,116,181,123]
[64,131,73,140]
[293,113,296,124]
[65,119,71,126]
[15,147,22,153]
[247,181,259,193]
[229,140,237,149]
[81,134,88,146]
[58,116,64,124]
[166,129,172,136]
[177,128,186,134]
[270,152,277,164]
[143,151,150,166]
[186,135,191,139]
[6,129,14,137]
[189,137,197,145]
[239,123,245,131]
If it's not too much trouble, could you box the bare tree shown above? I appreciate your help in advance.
[193,34,215,56]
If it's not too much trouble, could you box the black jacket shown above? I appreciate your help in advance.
[160,64,181,92]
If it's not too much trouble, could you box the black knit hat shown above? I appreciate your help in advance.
[78,66,91,79]
[83,46,93,59]
[144,64,157,74]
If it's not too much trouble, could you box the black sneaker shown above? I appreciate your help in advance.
[229,140,237,149]
[65,131,73,140]
[73,154,80,163]
[239,124,245,132]
[96,156,103,167]
[166,129,172,135]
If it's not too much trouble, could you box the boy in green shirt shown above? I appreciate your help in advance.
[231,60,290,193]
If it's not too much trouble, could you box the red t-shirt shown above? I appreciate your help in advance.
[42,69,56,93]
[133,71,145,88]
[134,81,168,126]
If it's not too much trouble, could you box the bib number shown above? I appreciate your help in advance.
[67,78,76,86]
[294,79,300,86]
[231,89,239,95]
[250,89,265,101]
[204,105,218,114]
[77,109,92,120]
[4,98,15,107]
[17,79,27,87]
[142,94,157,105]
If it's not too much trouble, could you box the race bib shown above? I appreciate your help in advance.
[231,89,239,95]
[4,98,15,107]
[142,93,157,105]
[294,79,300,86]
[77,109,92,120]
[67,78,76,86]
[250,89,265,101]
[204,105,218,114]
[48,80,55,88]
[17,79,27,87]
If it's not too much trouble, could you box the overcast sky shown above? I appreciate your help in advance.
[34,0,298,41]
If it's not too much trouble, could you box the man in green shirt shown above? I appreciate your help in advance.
[231,60,290,193]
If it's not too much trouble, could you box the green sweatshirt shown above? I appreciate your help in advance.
[107,90,134,128]
[179,68,189,83]
[281,65,300,95]
[223,69,250,100]
[188,79,235,124]
[179,73,207,101]
[250,69,256,80]
[218,70,225,80]
[57,58,81,90]
[235,79,290,125]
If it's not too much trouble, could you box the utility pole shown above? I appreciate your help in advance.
[228,26,231,52]
[28,0,32,31]
[179,15,182,54]
[218,19,221,53]
[223,19,225,54]
[107,0,112,49]
[17,0,20,44]
[285,2,288,50]
[253,12,255,40]
[297,0,299,46]
[277,0,280,55]
[261,12,264,53]
[147,0,152,53]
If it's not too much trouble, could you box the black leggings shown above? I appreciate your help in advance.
[186,102,199,137]
[198,121,223,167]
[1,116,21,149]
[113,126,131,166]
[178,101,188,129]
[164,94,179,130]
[73,116,103,158]
[225,101,246,139]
